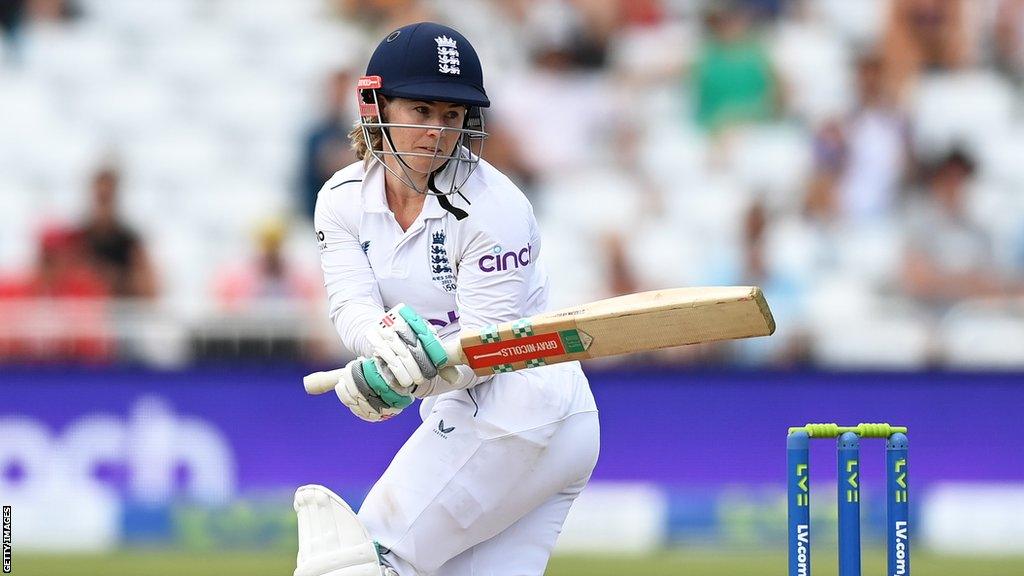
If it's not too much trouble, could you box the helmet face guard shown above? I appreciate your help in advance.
[357,75,488,197]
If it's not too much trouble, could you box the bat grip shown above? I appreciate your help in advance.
[303,368,347,395]
[303,339,465,395]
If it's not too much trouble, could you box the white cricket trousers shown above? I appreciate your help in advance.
[357,392,600,576]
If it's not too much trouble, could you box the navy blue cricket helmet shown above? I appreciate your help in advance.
[366,21,489,108]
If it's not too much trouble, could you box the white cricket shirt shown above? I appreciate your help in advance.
[314,157,596,426]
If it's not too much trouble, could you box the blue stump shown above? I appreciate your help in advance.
[838,431,860,576]
[788,430,811,576]
[887,432,910,576]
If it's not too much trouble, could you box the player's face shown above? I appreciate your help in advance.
[383,98,467,173]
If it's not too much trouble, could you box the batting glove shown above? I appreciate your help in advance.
[365,304,458,393]
[335,356,413,422]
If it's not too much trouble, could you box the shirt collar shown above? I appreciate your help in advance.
[420,192,449,220]
[360,161,389,214]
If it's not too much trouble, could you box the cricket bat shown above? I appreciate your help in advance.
[304,286,775,394]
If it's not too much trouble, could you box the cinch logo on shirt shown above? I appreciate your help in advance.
[428,310,459,329]
[478,244,532,273]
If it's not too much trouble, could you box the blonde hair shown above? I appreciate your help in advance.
[350,96,389,161]
[348,119,382,161]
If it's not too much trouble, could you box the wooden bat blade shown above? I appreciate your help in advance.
[457,286,775,375]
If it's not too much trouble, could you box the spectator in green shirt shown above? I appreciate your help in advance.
[693,2,782,132]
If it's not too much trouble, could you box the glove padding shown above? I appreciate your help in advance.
[335,356,413,422]
[366,304,459,392]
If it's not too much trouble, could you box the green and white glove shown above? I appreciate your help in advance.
[335,356,413,423]
[365,304,459,393]
[339,304,461,422]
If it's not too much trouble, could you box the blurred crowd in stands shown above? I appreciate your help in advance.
[1,0,1024,368]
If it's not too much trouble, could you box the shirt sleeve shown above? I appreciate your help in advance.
[455,219,538,331]
[314,186,384,358]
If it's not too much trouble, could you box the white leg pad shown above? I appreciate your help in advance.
[294,484,386,576]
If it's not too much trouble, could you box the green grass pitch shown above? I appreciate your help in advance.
[11,550,1024,575]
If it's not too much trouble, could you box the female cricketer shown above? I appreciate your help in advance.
[294,22,599,576]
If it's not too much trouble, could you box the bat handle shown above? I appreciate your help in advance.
[303,368,347,395]
[302,339,465,395]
